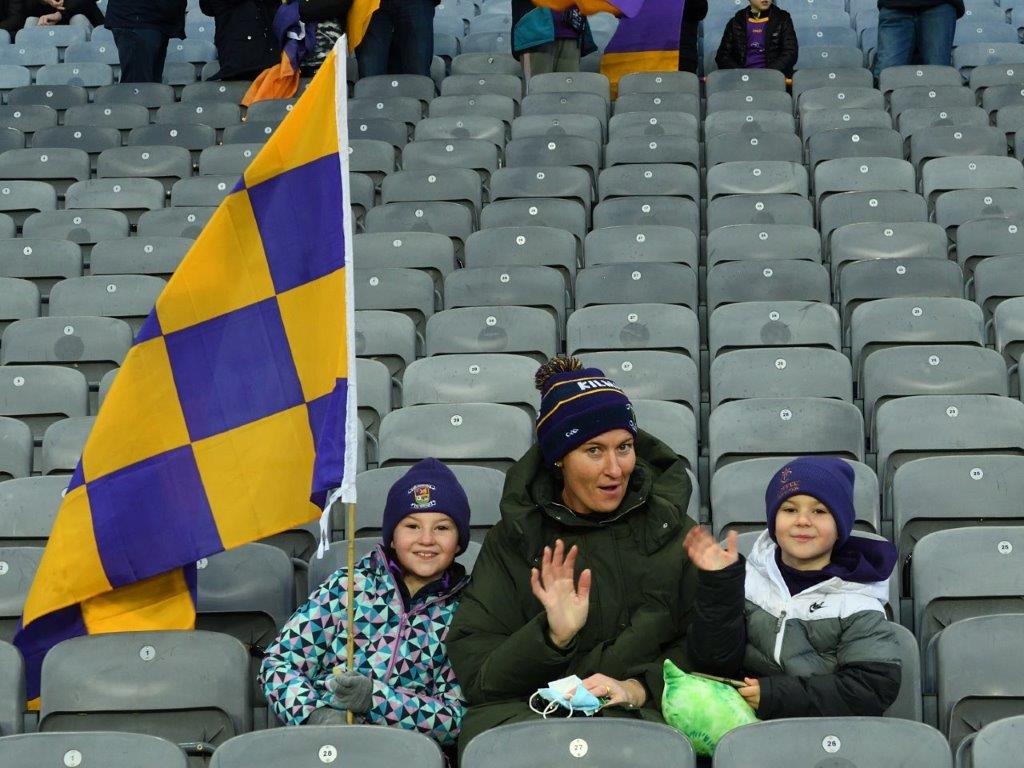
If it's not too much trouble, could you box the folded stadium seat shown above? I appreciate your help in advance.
[307,537,429,586]
[381,168,482,222]
[714,718,950,767]
[353,231,455,286]
[0,147,88,198]
[244,98,295,126]
[0,475,67,546]
[879,64,963,97]
[222,726,448,768]
[35,62,113,89]
[576,262,698,312]
[806,127,905,173]
[710,347,852,412]
[970,62,1024,98]
[428,94,516,131]
[974,254,1024,318]
[711,457,876,538]
[892,622,926,718]
[704,110,796,141]
[955,216,1024,279]
[0,64,29,90]
[0,44,57,68]
[981,83,1024,115]
[480,198,586,246]
[0,732,186,768]
[0,417,30,479]
[706,161,809,205]
[603,134,699,170]
[441,74,522,104]
[365,201,473,255]
[933,188,1024,241]
[607,111,698,140]
[90,236,190,279]
[7,84,88,115]
[819,191,928,256]
[954,19,1020,48]
[706,90,793,115]
[0,180,56,227]
[796,22,859,47]
[800,107,893,146]
[584,225,696,271]
[505,136,600,183]
[64,40,122,67]
[577,348,700,416]
[460,31,512,54]
[415,115,506,149]
[356,74,436,109]
[813,157,916,218]
[401,138,499,184]
[613,92,700,122]
[838,258,965,330]
[0,545,42,640]
[179,81,249,106]
[444,265,566,331]
[353,266,435,333]
[526,72,608,104]
[197,143,262,179]
[707,194,814,233]
[791,67,873,102]
[378,402,533,470]
[2,314,131,387]
[94,82,175,114]
[354,309,417,380]
[127,124,217,166]
[464,226,577,284]
[170,175,233,208]
[490,165,592,214]
[850,297,985,386]
[48,275,165,333]
[0,364,88,444]
[896,106,990,148]
[958,715,1024,768]
[707,224,822,267]
[798,86,886,120]
[166,37,217,71]
[39,630,252,753]
[137,207,214,239]
[39,415,93,473]
[910,125,1008,170]
[349,173,374,226]
[0,640,23,733]
[450,53,522,77]
[705,68,787,97]
[22,211,128,259]
[348,96,423,132]
[32,126,120,169]
[0,126,22,152]
[794,46,866,71]
[0,277,38,333]
[96,145,192,197]
[566,303,699,361]
[222,121,276,145]
[154,101,241,143]
[0,238,80,297]
[424,305,558,361]
[597,164,699,207]
[520,92,608,136]
[624,400,698,475]
[403,353,540,416]
[15,25,86,49]
[708,301,840,361]
[706,131,803,169]
[162,60,198,88]
[66,178,165,226]
[615,72,696,99]
[922,156,1024,208]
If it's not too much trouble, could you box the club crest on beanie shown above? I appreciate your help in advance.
[534,356,637,467]
[383,458,471,553]
[765,456,856,547]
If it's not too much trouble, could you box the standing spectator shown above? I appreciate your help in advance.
[873,0,963,78]
[514,1,596,77]
[201,0,281,81]
[353,0,436,77]
[678,0,707,74]
[104,0,186,83]
[714,0,798,77]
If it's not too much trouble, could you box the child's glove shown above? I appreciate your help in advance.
[326,669,373,714]
[306,707,348,725]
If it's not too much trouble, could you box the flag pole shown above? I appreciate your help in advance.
[346,501,356,725]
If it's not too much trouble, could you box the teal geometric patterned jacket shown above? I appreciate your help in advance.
[259,544,470,745]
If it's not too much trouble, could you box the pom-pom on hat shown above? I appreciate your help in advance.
[534,356,637,467]
[765,456,856,547]
[383,458,471,553]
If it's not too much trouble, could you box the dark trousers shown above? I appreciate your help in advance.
[112,27,171,84]
[355,0,435,77]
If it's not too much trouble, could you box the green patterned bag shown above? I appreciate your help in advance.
[661,660,759,756]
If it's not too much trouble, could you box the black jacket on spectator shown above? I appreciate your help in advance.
[714,5,798,77]
[678,0,707,74]
[0,0,27,32]
[201,0,280,80]
[878,0,964,18]
[104,0,186,37]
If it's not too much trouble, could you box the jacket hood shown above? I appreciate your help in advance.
[498,429,692,557]
[746,530,890,604]
[362,544,470,605]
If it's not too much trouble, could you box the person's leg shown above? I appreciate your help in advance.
[355,3,394,78]
[551,38,581,72]
[915,2,957,66]
[521,43,557,78]
[872,6,917,80]
[152,32,170,84]
[112,27,162,83]
[391,0,435,76]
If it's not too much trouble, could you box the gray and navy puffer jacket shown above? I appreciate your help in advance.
[687,531,901,719]
[260,545,470,745]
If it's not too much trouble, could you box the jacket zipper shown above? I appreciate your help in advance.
[381,579,468,681]
[772,609,788,664]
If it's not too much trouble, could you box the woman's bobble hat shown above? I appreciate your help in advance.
[765,456,856,547]
[534,356,637,467]
[383,458,471,553]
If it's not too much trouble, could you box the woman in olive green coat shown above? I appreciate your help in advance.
[447,357,699,754]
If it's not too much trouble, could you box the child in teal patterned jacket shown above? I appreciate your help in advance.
[260,459,472,746]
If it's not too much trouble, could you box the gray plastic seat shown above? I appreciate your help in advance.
[40,415,92,474]
[982,83,1024,114]
[170,176,233,208]
[378,402,533,470]
[597,164,699,203]
[630,400,699,472]
[245,99,295,124]
[506,136,601,179]
[705,68,787,96]
[800,107,892,144]
[64,103,150,132]
[401,138,499,179]
[94,82,174,110]
[0,732,186,768]
[356,74,435,103]
[35,62,112,88]
[365,202,473,252]
[445,265,566,327]
[354,310,416,378]
[711,457,877,538]
[890,85,976,120]
[607,111,698,140]
[0,45,57,67]
[593,195,699,233]
[198,143,262,177]
[710,347,851,410]
[994,296,1024,368]
[706,224,821,268]
[222,121,276,144]
[7,84,88,112]
[353,267,433,334]
[66,178,164,224]
[349,138,397,182]
[0,238,81,296]
[880,64,962,94]
[710,300,842,359]
[603,134,699,169]
[706,90,793,115]
[0,475,66,546]
[897,105,990,143]
[349,96,423,129]
[181,80,249,104]
[566,303,699,360]
[807,127,904,170]
[528,71,609,101]
[0,105,57,136]
[713,718,951,767]
[618,71,699,97]
[828,221,948,283]
[31,125,119,160]
[704,109,795,141]
[820,191,928,251]
[0,364,87,441]
[0,180,56,225]
[403,353,539,413]
[463,717,694,768]
[451,52,522,77]
[934,189,1024,238]
[90,236,190,278]
[441,73,521,103]
[956,217,1024,277]
[127,123,217,157]
[490,165,593,211]
[0,545,42,640]
[706,260,830,313]
[838,258,964,329]
[814,157,916,214]
[520,92,608,134]
[792,66,873,99]
[910,125,1007,168]
[576,262,698,311]
[2,315,132,386]
[584,225,697,269]
[48,275,164,331]
[876,395,1024,490]
[381,168,481,214]
[0,147,88,195]
[353,231,455,283]
[614,92,699,120]
[425,305,558,360]
[0,277,39,332]
[39,630,252,748]
[0,417,30,479]
[706,161,808,203]
[577,349,700,415]
[709,397,865,474]
[351,117,409,149]
[922,156,1024,206]
[705,131,803,167]
[461,31,513,54]
[972,254,1024,319]
[798,86,885,116]
[137,207,215,239]
[155,101,241,131]
[97,145,192,192]
[480,198,586,243]
[957,714,1024,768]
[428,94,516,128]
[707,194,814,233]
[414,115,506,147]
[355,357,391,432]
[464,226,576,280]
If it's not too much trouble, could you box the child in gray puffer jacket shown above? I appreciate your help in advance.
[684,456,901,719]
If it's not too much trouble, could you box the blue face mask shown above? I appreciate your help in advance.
[529,675,604,717]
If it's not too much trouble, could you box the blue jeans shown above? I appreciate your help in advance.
[873,4,957,78]
[355,0,435,77]
[111,27,170,84]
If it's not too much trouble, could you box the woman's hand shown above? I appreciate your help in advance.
[530,539,591,649]
[582,673,648,709]
[41,0,64,9]
[684,526,740,572]
[38,11,62,24]
[738,677,760,711]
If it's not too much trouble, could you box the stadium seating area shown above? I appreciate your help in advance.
[1,0,1024,763]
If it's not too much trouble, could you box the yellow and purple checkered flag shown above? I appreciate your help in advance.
[14,38,359,704]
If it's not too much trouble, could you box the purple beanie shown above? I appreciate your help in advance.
[383,458,471,553]
[535,358,637,467]
[765,456,856,547]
